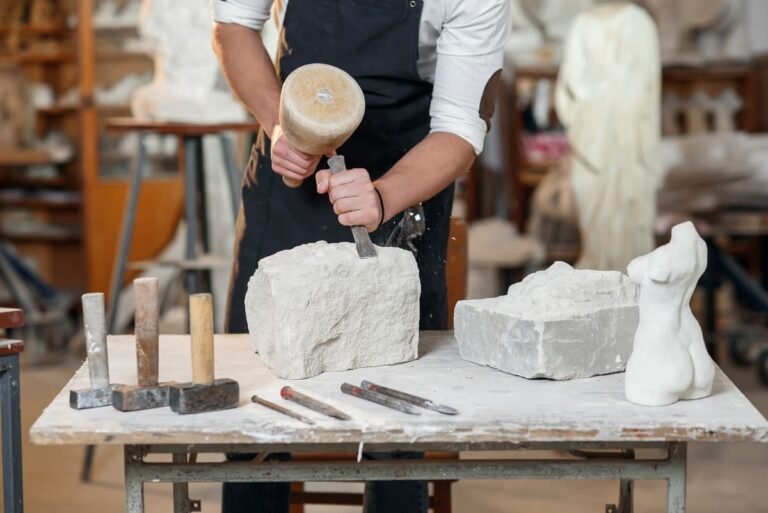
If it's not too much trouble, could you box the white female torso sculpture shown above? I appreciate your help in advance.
[131,0,245,122]
[555,2,661,271]
[624,221,715,406]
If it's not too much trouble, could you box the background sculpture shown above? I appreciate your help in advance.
[131,0,245,122]
[555,2,661,271]
[624,221,715,406]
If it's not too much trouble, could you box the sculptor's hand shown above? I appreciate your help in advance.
[316,167,382,233]
[270,125,322,182]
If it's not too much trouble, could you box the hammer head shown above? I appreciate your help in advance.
[169,378,239,415]
[70,385,115,409]
[112,383,171,412]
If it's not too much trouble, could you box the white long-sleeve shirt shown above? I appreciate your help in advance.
[212,0,509,154]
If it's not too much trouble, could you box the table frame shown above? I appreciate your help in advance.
[122,441,686,513]
[0,308,24,513]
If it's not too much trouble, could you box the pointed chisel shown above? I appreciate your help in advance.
[360,380,459,415]
[280,386,351,421]
[341,383,420,415]
[251,395,315,425]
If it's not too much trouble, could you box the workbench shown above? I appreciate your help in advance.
[30,332,768,513]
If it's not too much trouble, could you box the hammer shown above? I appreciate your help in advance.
[70,293,114,409]
[278,63,365,188]
[112,277,171,411]
[169,293,239,415]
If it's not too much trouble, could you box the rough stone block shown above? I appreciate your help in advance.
[455,262,639,380]
[245,241,420,379]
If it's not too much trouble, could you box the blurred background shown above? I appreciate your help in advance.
[0,0,767,511]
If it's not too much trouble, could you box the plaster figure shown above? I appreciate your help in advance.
[131,0,245,122]
[555,2,661,271]
[624,221,715,406]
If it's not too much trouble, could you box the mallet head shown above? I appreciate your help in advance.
[70,386,115,409]
[112,383,171,411]
[169,378,239,415]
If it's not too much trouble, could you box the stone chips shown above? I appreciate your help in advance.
[455,262,639,380]
[246,241,420,379]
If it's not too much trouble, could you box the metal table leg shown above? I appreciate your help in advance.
[219,134,242,221]
[107,136,149,333]
[183,136,200,297]
[172,452,200,513]
[125,446,145,513]
[0,353,23,513]
[666,443,687,513]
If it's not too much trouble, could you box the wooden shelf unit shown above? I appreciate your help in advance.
[0,0,85,290]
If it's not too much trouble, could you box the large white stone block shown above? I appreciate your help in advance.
[245,242,420,379]
[455,262,639,380]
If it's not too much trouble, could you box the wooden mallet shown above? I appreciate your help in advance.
[278,63,365,188]
[169,293,239,415]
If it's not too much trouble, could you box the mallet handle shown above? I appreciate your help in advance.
[82,292,109,389]
[134,277,160,387]
[283,176,303,188]
[189,293,215,385]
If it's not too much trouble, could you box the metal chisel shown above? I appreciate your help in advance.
[281,386,351,421]
[251,395,315,425]
[341,383,420,415]
[360,380,459,415]
[327,155,377,259]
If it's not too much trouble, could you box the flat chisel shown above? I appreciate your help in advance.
[328,155,377,259]
[361,380,459,415]
[341,383,420,415]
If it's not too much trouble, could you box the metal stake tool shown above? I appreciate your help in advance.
[251,395,315,425]
[280,386,350,421]
[341,383,420,415]
[360,380,459,415]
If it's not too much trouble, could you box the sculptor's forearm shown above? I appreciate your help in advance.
[212,22,281,135]
[374,132,475,223]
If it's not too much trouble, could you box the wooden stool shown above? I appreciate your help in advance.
[103,118,259,333]
[289,218,467,513]
[0,308,25,513]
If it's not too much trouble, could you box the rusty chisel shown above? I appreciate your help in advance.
[281,386,351,421]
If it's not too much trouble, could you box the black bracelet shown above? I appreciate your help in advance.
[373,185,385,230]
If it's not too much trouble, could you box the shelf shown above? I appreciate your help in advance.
[0,175,73,189]
[36,105,77,116]
[0,197,80,211]
[37,104,133,116]
[94,25,138,34]
[0,231,81,243]
[0,49,75,64]
[0,149,57,167]
[97,50,151,61]
[0,24,70,36]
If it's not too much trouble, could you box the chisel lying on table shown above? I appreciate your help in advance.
[360,381,459,415]
[341,383,420,415]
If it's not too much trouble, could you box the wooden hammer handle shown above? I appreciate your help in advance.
[189,293,215,385]
[134,277,159,387]
[283,176,303,188]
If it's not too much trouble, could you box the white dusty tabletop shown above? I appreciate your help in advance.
[31,332,768,446]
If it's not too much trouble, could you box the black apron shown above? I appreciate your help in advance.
[226,0,454,334]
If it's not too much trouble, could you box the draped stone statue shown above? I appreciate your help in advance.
[131,0,245,122]
[555,2,661,271]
